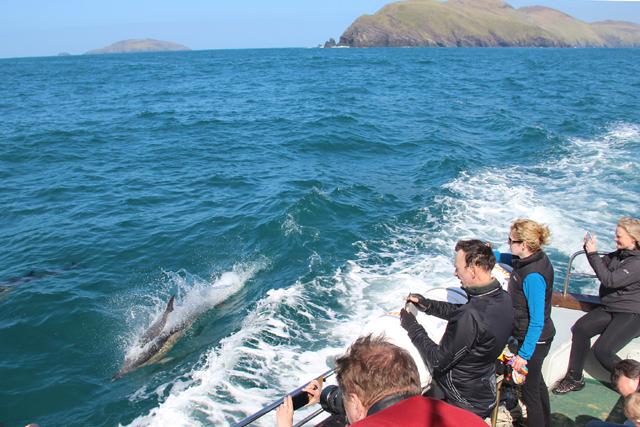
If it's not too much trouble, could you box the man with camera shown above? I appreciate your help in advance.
[400,239,514,418]
[276,334,487,427]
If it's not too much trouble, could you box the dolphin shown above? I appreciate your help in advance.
[0,262,87,287]
[1,262,87,299]
[113,294,197,380]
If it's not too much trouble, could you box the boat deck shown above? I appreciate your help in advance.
[550,379,627,427]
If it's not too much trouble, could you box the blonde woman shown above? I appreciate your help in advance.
[553,217,640,395]
[494,219,555,427]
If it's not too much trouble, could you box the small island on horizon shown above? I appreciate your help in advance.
[84,38,191,55]
[324,0,640,48]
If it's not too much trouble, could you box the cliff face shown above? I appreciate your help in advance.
[590,20,640,47]
[85,39,191,54]
[335,0,640,47]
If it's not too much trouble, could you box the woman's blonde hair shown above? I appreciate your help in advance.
[623,392,640,421]
[511,219,551,253]
[618,217,640,251]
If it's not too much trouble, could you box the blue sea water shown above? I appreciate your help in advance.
[0,47,639,427]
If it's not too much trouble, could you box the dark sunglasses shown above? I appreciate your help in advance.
[508,237,523,245]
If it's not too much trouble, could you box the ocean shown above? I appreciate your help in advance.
[1,47,639,427]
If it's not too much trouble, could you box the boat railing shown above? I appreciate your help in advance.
[562,250,607,298]
[231,369,335,427]
[292,408,330,427]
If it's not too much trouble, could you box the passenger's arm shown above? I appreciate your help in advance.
[424,299,463,321]
[517,273,546,361]
[402,308,475,378]
[587,251,638,289]
[493,251,515,266]
[407,293,461,320]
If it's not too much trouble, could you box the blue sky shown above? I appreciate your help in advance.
[1,0,639,58]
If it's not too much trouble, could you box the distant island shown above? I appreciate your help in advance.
[325,0,640,48]
[84,38,191,54]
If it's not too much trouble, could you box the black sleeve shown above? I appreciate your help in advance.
[424,299,463,321]
[588,251,640,290]
[406,307,477,378]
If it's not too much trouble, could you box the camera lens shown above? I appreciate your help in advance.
[320,385,346,416]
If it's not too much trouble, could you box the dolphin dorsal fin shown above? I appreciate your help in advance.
[137,294,177,346]
[27,270,35,277]
[166,294,176,314]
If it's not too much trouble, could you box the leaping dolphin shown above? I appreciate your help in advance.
[113,294,196,380]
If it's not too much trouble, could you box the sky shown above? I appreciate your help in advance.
[1,0,640,59]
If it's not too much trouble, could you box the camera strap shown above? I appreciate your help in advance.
[366,391,417,417]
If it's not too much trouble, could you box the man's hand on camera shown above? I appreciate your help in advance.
[407,293,431,312]
[400,308,418,331]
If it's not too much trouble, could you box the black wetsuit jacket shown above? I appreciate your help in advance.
[589,248,640,314]
[405,279,514,418]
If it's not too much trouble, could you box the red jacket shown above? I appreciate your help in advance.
[351,396,487,427]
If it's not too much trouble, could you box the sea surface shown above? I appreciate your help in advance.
[1,47,639,427]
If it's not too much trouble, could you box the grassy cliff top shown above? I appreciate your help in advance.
[338,0,640,47]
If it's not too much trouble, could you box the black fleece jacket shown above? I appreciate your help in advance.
[589,248,640,314]
[405,279,514,418]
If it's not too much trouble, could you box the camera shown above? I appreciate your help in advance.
[320,385,346,416]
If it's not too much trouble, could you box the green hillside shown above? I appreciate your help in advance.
[334,0,640,47]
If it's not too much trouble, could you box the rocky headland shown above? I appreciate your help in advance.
[329,0,640,48]
[85,39,191,54]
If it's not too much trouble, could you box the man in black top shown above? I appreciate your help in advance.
[400,239,515,418]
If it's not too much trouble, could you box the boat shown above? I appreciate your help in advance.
[232,251,639,427]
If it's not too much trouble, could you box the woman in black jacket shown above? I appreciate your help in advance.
[494,219,555,427]
[552,217,640,394]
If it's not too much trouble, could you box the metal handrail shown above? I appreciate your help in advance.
[231,369,334,427]
[562,250,608,297]
[292,408,328,427]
